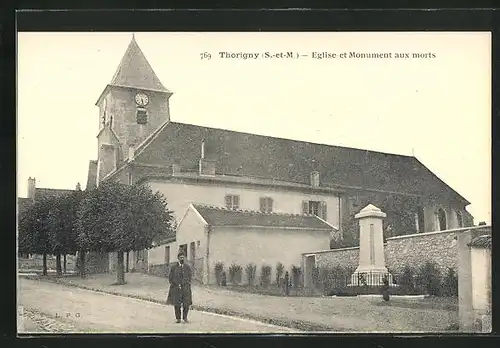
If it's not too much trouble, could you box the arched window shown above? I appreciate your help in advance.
[456,211,463,228]
[436,208,447,231]
[415,206,425,233]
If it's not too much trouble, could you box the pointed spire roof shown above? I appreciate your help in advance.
[109,34,170,93]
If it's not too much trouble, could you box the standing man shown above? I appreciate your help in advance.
[167,252,193,323]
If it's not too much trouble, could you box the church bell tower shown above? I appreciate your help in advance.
[94,34,173,185]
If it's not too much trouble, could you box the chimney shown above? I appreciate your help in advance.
[310,171,320,187]
[76,182,81,191]
[172,163,181,176]
[27,177,36,200]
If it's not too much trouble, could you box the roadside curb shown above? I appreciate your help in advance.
[29,276,335,332]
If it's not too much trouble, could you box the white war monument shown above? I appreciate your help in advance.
[349,204,395,287]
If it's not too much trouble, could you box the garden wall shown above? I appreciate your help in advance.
[314,228,468,274]
[385,230,458,274]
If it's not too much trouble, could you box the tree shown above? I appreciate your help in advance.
[76,181,174,285]
[48,189,85,275]
[18,196,57,275]
[341,192,421,245]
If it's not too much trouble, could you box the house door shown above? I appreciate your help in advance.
[190,242,196,261]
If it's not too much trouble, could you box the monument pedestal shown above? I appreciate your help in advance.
[348,204,395,287]
[349,268,395,287]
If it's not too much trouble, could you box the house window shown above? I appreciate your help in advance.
[436,208,447,231]
[415,206,425,233]
[179,244,188,258]
[260,197,273,213]
[164,246,170,264]
[310,171,320,187]
[225,194,240,210]
[456,211,463,228]
[302,200,327,220]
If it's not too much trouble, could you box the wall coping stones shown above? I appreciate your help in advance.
[386,226,489,241]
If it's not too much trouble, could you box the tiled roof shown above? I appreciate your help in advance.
[109,36,170,93]
[191,204,335,230]
[35,188,75,201]
[133,122,470,204]
[469,234,491,249]
[86,160,98,190]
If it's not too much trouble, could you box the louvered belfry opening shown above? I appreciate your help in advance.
[136,107,148,124]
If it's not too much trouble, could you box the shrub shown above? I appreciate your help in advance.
[214,261,224,286]
[260,264,272,288]
[276,262,284,287]
[416,261,442,296]
[291,265,302,289]
[228,263,242,285]
[245,263,257,287]
[441,267,458,297]
[319,265,353,294]
[398,265,416,293]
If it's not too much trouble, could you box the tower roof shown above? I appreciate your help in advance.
[109,35,170,93]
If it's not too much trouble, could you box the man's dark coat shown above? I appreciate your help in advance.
[167,262,193,306]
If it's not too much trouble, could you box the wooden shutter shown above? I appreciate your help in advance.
[302,201,309,215]
[225,195,232,209]
[320,201,327,220]
[268,198,273,213]
[234,195,240,209]
[260,197,265,212]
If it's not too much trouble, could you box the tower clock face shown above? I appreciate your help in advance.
[135,92,149,106]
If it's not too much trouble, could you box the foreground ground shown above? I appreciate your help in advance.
[18,278,296,334]
[21,272,458,332]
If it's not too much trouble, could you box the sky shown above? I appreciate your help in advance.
[17,32,491,224]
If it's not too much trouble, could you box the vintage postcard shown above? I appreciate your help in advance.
[17,31,491,334]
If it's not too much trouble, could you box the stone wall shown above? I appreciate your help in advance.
[147,263,170,278]
[314,228,476,275]
[385,230,458,274]
[315,246,359,270]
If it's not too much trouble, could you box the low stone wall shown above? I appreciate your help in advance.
[18,255,78,271]
[148,263,169,278]
[314,246,359,270]
[313,228,477,274]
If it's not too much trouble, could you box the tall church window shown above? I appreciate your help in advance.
[260,197,273,213]
[225,194,240,210]
[415,206,425,233]
[456,210,463,228]
[302,200,327,220]
[436,208,447,231]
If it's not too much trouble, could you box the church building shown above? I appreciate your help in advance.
[86,35,474,282]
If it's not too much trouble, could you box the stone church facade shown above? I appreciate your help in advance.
[84,35,474,273]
